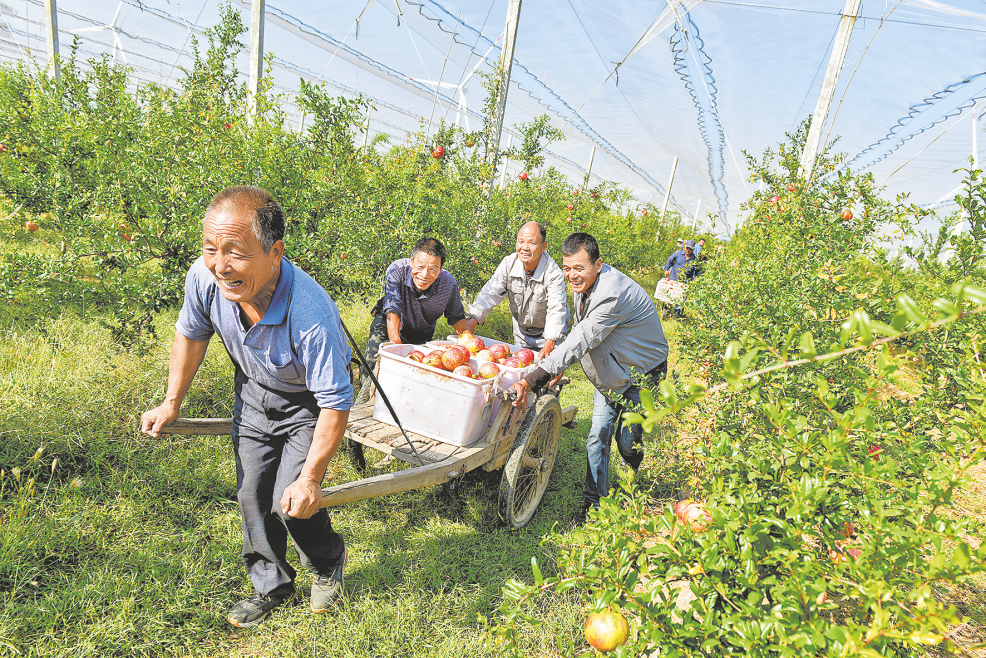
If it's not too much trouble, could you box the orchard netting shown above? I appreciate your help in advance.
[2,0,984,240]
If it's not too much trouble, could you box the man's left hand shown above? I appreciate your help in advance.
[280,476,324,519]
[538,339,556,360]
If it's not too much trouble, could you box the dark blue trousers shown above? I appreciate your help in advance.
[232,369,345,597]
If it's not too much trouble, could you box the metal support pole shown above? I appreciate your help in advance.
[583,146,596,189]
[43,0,59,81]
[661,156,678,215]
[800,0,860,181]
[499,134,513,187]
[485,0,522,185]
[973,102,979,170]
[248,0,266,116]
[362,110,371,147]
[692,199,701,231]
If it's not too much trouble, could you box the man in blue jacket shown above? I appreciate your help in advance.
[663,239,697,282]
[508,233,669,523]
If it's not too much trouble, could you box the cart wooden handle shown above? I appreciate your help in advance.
[159,418,233,435]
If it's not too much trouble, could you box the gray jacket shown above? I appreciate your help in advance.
[541,264,668,393]
[470,252,569,342]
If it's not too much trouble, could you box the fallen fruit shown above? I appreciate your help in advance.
[25,220,39,232]
[584,609,629,653]
[674,499,711,532]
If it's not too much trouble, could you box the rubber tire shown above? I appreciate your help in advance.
[498,395,562,529]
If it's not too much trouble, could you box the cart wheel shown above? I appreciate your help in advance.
[498,395,561,529]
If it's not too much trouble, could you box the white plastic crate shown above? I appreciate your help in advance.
[371,343,497,447]
[654,278,687,304]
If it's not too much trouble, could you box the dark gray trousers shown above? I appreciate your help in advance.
[232,369,345,597]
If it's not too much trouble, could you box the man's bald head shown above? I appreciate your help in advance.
[516,221,547,272]
[519,221,546,244]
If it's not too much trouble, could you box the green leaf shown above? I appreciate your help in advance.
[639,388,656,414]
[932,297,960,319]
[868,320,900,338]
[854,309,873,345]
[723,341,741,375]
[954,282,986,306]
[954,542,971,569]
[531,557,543,586]
[898,294,927,324]
[659,380,678,407]
[798,332,817,358]
[839,317,856,347]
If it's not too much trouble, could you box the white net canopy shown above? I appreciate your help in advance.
[2,0,984,236]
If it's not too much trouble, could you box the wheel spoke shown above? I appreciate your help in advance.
[500,398,562,528]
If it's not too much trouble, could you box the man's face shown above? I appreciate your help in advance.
[685,247,694,258]
[410,251,443,291]
[202,204,282,306]
[562,248,603,295]
[515,224,545,269]
[699,239,706,246]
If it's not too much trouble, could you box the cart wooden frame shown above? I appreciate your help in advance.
[161,386,577,529]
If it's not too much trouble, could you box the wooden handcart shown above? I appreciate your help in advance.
[161,384,577,530]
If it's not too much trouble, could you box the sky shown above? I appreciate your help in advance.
[2,0,984,241]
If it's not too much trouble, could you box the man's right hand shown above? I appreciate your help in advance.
[508,380,531,408]
[141,402,180,438]
[463,317,479,334]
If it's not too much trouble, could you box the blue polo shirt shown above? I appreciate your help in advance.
[380,258,466,345]
[176,256,353,411]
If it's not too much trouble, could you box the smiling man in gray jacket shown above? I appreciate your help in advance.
[464,221,569,358]
[508,232,669,521]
